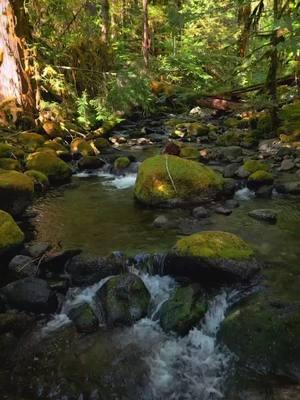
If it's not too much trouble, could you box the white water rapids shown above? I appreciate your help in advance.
[43,270,234,399]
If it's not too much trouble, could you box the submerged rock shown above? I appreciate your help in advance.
[134,155,224,207]
[96,273,150,326]
[164,231,260,284]
[159,284,207,336]
[1,278,58,314]
[0,170,34,216]
[248,209,277,224]
[0,210,24,255]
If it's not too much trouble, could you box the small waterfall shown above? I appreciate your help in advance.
[74,169,137,189]
[234,187,255,201]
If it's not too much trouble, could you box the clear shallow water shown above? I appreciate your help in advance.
[32,173,300,267]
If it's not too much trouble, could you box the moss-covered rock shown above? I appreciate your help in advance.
[114,156,130,170]
[216,131,241,146]
[224,118,240,128]
[18,133,45,152]
[0,158,21,171]
[68,303,98,334]
[0,210,24,254]
[43,140,67,153]
[0,170,34,215]
[278,101,300,135]
[26,151,72,184]
[159,284,207,336]
[173,122,209,138]
[70,138,94,156]
[163,231,259,285]
[220,292,300,381]
[24,170,49,191]
[94,138,110,150]
[43,121,64,138]
[0,143,14,158]
[179,146,199,159]
[134,155,224,206]
[243,159,269,174]
[96,273,150,327]
[175,231,254,260]
[248,170,274,189]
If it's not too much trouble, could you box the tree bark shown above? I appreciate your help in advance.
[142,0,150,67]
[0,0,35,120]
[101,0,110,44]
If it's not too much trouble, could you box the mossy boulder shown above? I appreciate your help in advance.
[18,132,45,152]
[114,156,131,170]
[43,140,67,153]
[24,170,49,191]
[43,121,64,138]
[164,231,259,285]
[0,210,24,254]
[0,158,21,171]
[94,138,110,150]
[220,292,300,381]
[0,143,14,158]
[217,131,241,146]
[134,155,224,207]
[243,159,269,174]
[179,146,199,159]
[223,118,240,128]
[248,170,274,189]
[96,273,150,327]
[26,151,72,184]
[68,303,99,334]
[70,138,94,156]
[159,284,207,336]
[0,170,34,215]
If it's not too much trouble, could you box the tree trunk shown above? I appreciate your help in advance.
[267,0,280,134]
[142,0,150,67]
[101,0,110,44]
[0,0,35,122]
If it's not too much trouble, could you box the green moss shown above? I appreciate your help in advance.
[175,231,254,260]
[224,118,239,128]
[25,170,49,187]
[248,170,273,182]
[174,122,209,138]
[134,155,224,205]
[71,139,94,156]
[94,138,109,150]
[217,131,241,146]
[0,210,24,252]
[18,133,45,152]
[43,140,67,153]
[114,157,130,169]
[256,113,272,135]
[159,285,207,336]
[0,158,21,171]
[0,143,13,158]
[26,151,72,183]
[179,146,199,159]
[278,102,300,134]
[0,169,34,193]
[243,159,269,174]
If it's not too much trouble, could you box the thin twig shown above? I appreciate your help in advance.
[165,155,177,194]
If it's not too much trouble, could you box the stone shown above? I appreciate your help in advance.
[162,141,181,156]
[153,215,169,228]
[214,206,232,216]
[224,199,239,209]
[164,231,260,285]
[0,311,34,335]
[26,151,72,184]
[65,254,125,287]
[24,170,49,191]
[25,242,51,258]
[279,159,295,171]
[41,249,81,274]
[113,156,131,170]
[0,170,34,216]
[1,278,58,314]
[192,206,209,219]
[68,303,99,333]
[96,273,150,327]
[134,155,224,207]
[236,166,251,179]
[275,181,300,195]
[159,284,207,336]
[8,255,36,278]
[248,209,277,224]
[247,170,274,190]
[217,146,243,162]
[223,163,239,178]
[255,185,273,198]
[0,210,24,255]
[78,156,105,170]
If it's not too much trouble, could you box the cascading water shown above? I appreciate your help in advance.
[42,270,234,399]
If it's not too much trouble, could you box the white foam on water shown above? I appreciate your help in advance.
[102,173,137,189]
[234,187,255,201]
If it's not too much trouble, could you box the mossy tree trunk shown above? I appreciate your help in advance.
[142,0,150,67]
[0,0,35,124]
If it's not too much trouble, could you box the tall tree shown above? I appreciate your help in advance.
[0,0,35,119]
[142,0,150,66]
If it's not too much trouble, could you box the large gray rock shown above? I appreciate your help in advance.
[96,273,150,327]
[1,278,58,314]
[275,181,300,195]
[66,253,126,286]
[8,255,37,278]
[248,209,277,224]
